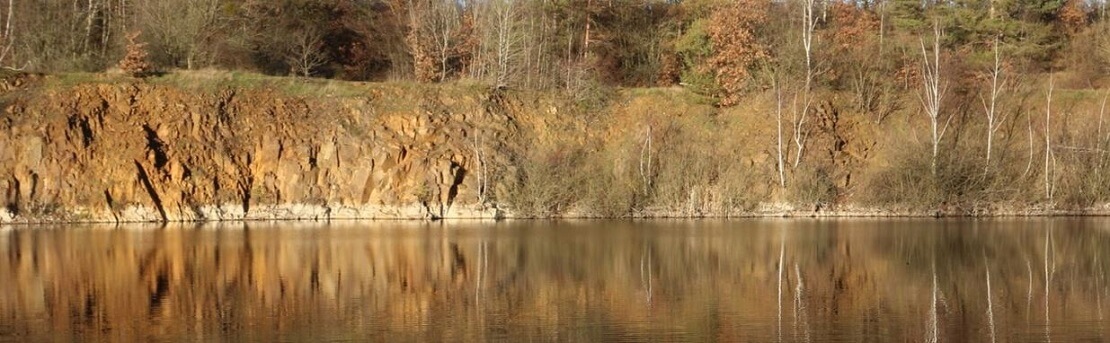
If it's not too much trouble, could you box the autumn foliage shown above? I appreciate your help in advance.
[706,0,770,106]
[0,0,1107,104]
[118,32,152,78]
[1057,0,1089,35]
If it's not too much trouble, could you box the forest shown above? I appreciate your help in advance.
[5,0,1110,215]
[2,0,1104,91]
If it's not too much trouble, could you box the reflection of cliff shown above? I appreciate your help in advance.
[1,220,1109,341]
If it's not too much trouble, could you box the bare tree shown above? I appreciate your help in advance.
[4,0,11,40]
[1044,228,1055,341]
[408,0,468,82]
[472,131,488,204]
[919,22,951,174]
[432,0,460,81]
[926,263,940,343]
[1044,77,1056,201]
[82,0,98,53]
[793,0,820,169]
[877,0,886,56]
[470,0,525,86]
[776,229,785,340]
[639,125,653,193]
[0,0,16,69]
[980,37,1009,169]
[1024,107,1035,178]
[284,27,327,77]
[491,0,522,86]
[774,75,787,188]
[985,260,996,343]
[138,0,224,70]
[583,0,593,60]
[1099,88,1108,147]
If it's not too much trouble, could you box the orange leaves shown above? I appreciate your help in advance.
[706,0,770,106]
[1057,0,1089,36]
[119,32,152,78]
[406,0,475,83]
[829,2,879,52]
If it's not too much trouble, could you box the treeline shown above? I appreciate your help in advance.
[2,0,1108,94]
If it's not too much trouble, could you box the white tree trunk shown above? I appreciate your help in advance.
[775,78,786,188]
[472,132,485,204]
[0,0,14,66]
[919,22,948,175]
[776,229,785,340]
[583,0,592,59]
[793,0,819,169]
[1044,229,1053,341]
[1024,111,1035,178]
[927,264,940,343]
[1099,89,1108,146]
[5,0,13,40]
[84,0,95,51]
[491,0,520,86]
[982,37,1008,170]
[986,262,996,343]
[878,0,886,56]
[1044,77,1055,201]
[639,125,653,193]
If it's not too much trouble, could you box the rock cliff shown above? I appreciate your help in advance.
[1,74,522,222]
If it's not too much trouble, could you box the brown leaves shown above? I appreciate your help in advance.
[119,32,152,78]
[1057,0,1089,36]
[406,0,476,83]
[829,2,879,52]
[706,0,769,106]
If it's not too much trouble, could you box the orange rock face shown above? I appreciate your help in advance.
[0,78,515,222]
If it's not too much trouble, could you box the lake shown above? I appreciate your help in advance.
[0,219,1107,342]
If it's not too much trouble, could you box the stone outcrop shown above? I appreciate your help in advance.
[0,76,517,222]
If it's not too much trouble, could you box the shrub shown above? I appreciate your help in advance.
[119,32,153,78]
[498,143,583,218]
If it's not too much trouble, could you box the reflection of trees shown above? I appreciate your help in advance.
[0,219,1108,341]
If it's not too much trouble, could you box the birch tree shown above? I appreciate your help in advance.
[919,22,951,174]
[285,27,327,77]
[774,75,787,188]
[985,261,996,343]
[980,37,1009,169]
[138,0,224,70]
[793,0,820,168]
[471,0,525,86]
[490,0,522,86]
[0,0,15,68]
[430,0,461,81]
[408,0,466,82]
[639,125,653,193]
[1044,77,1056,201]
[472,132,488,204]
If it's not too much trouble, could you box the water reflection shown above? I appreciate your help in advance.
[0,219,1108,342]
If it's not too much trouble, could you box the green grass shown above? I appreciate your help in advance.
[147,70,378,98]
[42,72,130,89]
[39,69,388,99]
[621,86,716,106]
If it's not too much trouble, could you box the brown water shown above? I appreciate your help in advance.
[0,219,1108,342]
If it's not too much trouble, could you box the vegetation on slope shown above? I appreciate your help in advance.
[4,0,1110,218]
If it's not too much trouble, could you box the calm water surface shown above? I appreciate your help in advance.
[1,219,1109,342]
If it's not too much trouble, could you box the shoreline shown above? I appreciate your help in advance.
[3,203,1109,226]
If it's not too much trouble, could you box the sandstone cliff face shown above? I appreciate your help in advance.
[0,73,897,223]
[0,77,517,222]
